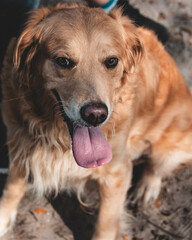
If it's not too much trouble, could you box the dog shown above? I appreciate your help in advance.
[0,4,192,240]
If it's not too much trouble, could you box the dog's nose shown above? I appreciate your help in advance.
[80,102,108,127]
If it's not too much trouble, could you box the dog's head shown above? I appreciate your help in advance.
[14,5,143,168]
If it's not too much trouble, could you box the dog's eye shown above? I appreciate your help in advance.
[55,57,75,69]
[104,57,118,69]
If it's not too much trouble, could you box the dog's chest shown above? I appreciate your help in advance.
[29,146,91,195]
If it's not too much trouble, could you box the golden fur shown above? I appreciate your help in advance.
[0,4,192,239]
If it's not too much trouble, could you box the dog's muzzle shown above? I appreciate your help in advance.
[52,89,112,168]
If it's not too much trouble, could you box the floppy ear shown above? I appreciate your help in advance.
[13,7,52,87]
[109,8,144,73]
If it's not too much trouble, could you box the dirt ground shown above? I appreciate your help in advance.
[0,0,192,240]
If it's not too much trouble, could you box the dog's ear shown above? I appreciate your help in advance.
[109,8,144,73]
[13,7,52,87]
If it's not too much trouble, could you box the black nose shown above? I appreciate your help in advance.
[80,102,108,127]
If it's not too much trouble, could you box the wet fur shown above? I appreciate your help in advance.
[1,4,192,239]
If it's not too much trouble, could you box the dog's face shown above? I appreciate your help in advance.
[14,5,143,168]
[43,8,125,124]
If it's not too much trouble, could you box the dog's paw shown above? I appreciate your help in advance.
[135,173,162,205]
[0,209,17,238]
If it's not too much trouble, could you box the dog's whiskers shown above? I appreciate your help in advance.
[2,79,78,103]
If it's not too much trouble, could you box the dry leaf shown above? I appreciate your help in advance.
[34,208,47,214]
[154,198,161,209]
[123,236,132,240]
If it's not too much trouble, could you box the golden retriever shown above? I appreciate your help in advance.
[0,4,192,240]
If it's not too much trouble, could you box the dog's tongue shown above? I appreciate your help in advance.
[72,126,112,168]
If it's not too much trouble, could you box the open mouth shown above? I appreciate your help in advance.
[52,89,112,168]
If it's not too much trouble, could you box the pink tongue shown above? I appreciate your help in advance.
[72,126,112,168]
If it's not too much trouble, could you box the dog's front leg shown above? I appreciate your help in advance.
[0,164,26,237]
[92,159,132,240]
